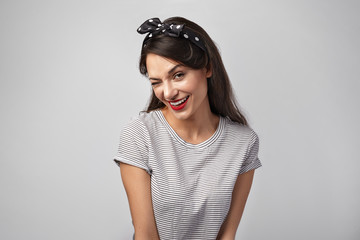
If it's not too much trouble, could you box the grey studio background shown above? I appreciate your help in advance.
[0,0,359,239]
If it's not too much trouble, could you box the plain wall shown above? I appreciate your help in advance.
[0,0,359,239]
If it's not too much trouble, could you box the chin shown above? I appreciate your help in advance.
[172,109,195,121]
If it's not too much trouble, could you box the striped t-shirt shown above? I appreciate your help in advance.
[114,110,262,240]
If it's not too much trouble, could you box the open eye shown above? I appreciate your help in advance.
[174,72,185,80]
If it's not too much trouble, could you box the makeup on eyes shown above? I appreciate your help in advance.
[149,68,186,86]
[173,72,185,79]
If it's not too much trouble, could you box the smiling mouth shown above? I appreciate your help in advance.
[169,96,190,106]
[168,96,190,111]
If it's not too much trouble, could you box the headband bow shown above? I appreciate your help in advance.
[137,18,184,37]
[137,18,206,51]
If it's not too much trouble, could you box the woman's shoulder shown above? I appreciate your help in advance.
[122,110,161,134]
[222,117,259,142]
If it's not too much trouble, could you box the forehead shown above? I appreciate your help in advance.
[146,53,181,75]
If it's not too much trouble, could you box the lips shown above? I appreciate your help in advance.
[168,96,189,111]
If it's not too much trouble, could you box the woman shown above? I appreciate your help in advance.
[114,17,262,240]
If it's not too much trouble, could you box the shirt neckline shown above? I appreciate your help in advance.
[154,109,225,149]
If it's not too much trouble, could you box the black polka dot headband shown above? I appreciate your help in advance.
[137,18,206,52]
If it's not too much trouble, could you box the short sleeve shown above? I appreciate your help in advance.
[238,130,262,175]
[113,118,152,175]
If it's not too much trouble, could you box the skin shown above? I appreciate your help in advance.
[120,53,256,240]
[146,53,218,143]
[216,169,255,240]
[120,163,160,240]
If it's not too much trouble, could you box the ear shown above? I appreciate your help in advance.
[205,64,212,78]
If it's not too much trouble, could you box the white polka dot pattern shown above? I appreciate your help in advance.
[137,17,206,51]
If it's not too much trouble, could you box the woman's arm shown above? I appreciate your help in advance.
[216,169,255,240]
[119,162,160,240]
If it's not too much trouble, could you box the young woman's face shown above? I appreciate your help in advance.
[146,53,212,121]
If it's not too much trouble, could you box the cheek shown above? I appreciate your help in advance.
[194,77,208,96]
[153,88,164,100]
[179,77,206,93]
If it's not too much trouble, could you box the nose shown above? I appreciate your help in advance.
[163,81,178,101]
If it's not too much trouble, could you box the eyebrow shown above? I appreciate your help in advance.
[148,64,183,81]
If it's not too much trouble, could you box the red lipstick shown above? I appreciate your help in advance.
[168,96,189,111]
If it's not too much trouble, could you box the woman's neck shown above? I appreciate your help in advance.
[161,106,220,145]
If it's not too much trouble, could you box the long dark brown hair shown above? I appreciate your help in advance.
[139,17,248,126]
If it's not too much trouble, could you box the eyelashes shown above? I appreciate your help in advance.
[174,72,185,79]
[150,72,186,86]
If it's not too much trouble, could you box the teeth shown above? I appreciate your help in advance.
[170,96,188,106]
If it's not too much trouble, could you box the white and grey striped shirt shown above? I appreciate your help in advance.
[114,110,262,239]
